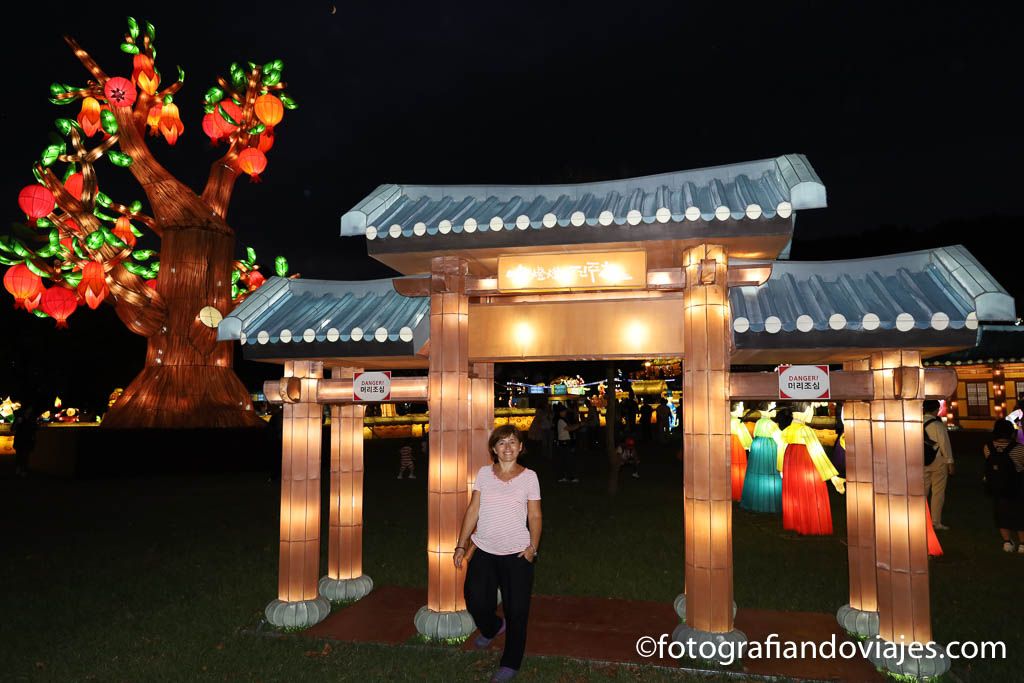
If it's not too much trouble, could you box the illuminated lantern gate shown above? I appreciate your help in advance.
[220,155,1009,678]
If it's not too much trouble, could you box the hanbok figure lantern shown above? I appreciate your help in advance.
[830,403,847,478]
[778,403,846,536]
[740,403,785,513]
[925,503,943,557]
[730,402,752,501]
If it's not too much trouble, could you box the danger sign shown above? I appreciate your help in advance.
[353,371,392,402]
[778,365,830,400]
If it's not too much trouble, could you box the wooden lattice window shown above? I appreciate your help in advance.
[966,382,991,417]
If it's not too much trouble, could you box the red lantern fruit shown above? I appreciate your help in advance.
[104,77,137,108]
[257,129,275,153]
[247,270,266,290]
[146,103,162,136]
[4,263,43,308]
[144,278,158,290]
[112,216,136,248]
[202,112,223,143]
[214,100,244,136]
[77,261,108,310]
[236,148,267,182]
[41,286,78,328]
[18,185,55,220]
[254,94,283,129]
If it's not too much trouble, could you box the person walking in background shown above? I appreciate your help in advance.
[617,436,640,479]
[923,400,954,530]
[639,399,653,442]
[527,404,552,464]
[397,442,416,479]
[554,405,581,483]
[454,425,542,683]
[12,400,40,477]
[655,399,671,444]
[982,419,1024,552]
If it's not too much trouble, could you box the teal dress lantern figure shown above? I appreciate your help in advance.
[740,403,784,513]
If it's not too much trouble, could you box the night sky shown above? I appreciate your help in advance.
[2,2,1020,408]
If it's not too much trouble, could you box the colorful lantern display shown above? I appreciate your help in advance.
[112,216,136,247]
[3,264,43,308]
[831,432,847,478]
[18,185,55,220]
[158,102,185,145]
[131,54,159,95]
[237,148,267,181]
[778,404,845,536]
[78,260,108,309]
[40,286,77,328]
[254,93,284,128]
[146,103,162,135]
[103,76,137,107]
[257,130,275,153]
[77,97,103,137]
[730,402,752,501]
[739,405,784,513]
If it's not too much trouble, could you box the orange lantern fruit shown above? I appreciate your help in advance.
[236,148,267,182]
[18,185,55,220]
[77,97,103,137]
[202,112,223,143]
[158,102,185,146]
[246,270,266,290]
[4,264,43,308]
[131,54,160,95]
[41,286,78,328]
[77,261,108,310]
[112,216,136,248]
[254,94,284,129]
[214,100,244,136]
[257,129,275,153]
[146,103,162,135]
[64,173,93,202]
[23,290,43,313]
[103,77,137,108]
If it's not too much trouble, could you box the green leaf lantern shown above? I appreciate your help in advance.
[120,43,141,55]
[40,145,62,166]
[127,16,140,40]
[204,87,224,105]
[100,110,119,135]
[245,247,257,265]
[107,151,133,168]
[85,231,105,250]
[274,256,289,277]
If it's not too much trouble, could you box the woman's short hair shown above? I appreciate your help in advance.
[488,424,524,461]
[992,419,1017,441]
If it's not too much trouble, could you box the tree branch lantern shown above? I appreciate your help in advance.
[1,17,298,428]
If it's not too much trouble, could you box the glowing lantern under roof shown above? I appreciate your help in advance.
[254,94,283,128]
[237,148,267,182]
[41,286,78,328]
[4,264,43,308]
[18,185,55,220]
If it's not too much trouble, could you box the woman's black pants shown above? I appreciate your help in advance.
[464,548,535,670]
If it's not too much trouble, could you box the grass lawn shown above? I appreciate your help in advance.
[1,431,1019,681]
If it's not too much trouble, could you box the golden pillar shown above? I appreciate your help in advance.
[265,360,330,628]
[672,244,744,659]
[414,256,475,639]
[836,359,878,637]
[866,351,948,677]
[469,363,495,497]
[319,366,374,602]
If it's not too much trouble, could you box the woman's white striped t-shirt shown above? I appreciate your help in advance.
[471,465,541,556]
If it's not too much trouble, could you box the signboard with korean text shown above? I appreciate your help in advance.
[497,250,647,292]
[353,371,392,402]
[777,364,830,400]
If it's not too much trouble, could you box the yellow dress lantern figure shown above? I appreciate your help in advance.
[778,403,845,535]
[730,402,752,501]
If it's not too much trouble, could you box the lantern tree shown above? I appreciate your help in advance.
[1,18,297,428]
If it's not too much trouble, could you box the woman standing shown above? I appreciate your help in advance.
[454,425,542,683]
[983,419,1024,553]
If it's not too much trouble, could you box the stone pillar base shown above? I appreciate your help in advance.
[319,574,373,603]
[836,604,879,639]
[265,596,330,629]
[867,637,951,680]
[671,622,747,666]
[673,593,737,622]
[414,606,476,640]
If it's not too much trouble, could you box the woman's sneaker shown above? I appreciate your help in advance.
[474,619,505,648]
[1003,541,1015,553]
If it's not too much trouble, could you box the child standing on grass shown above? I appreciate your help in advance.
[397,442,416,479]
